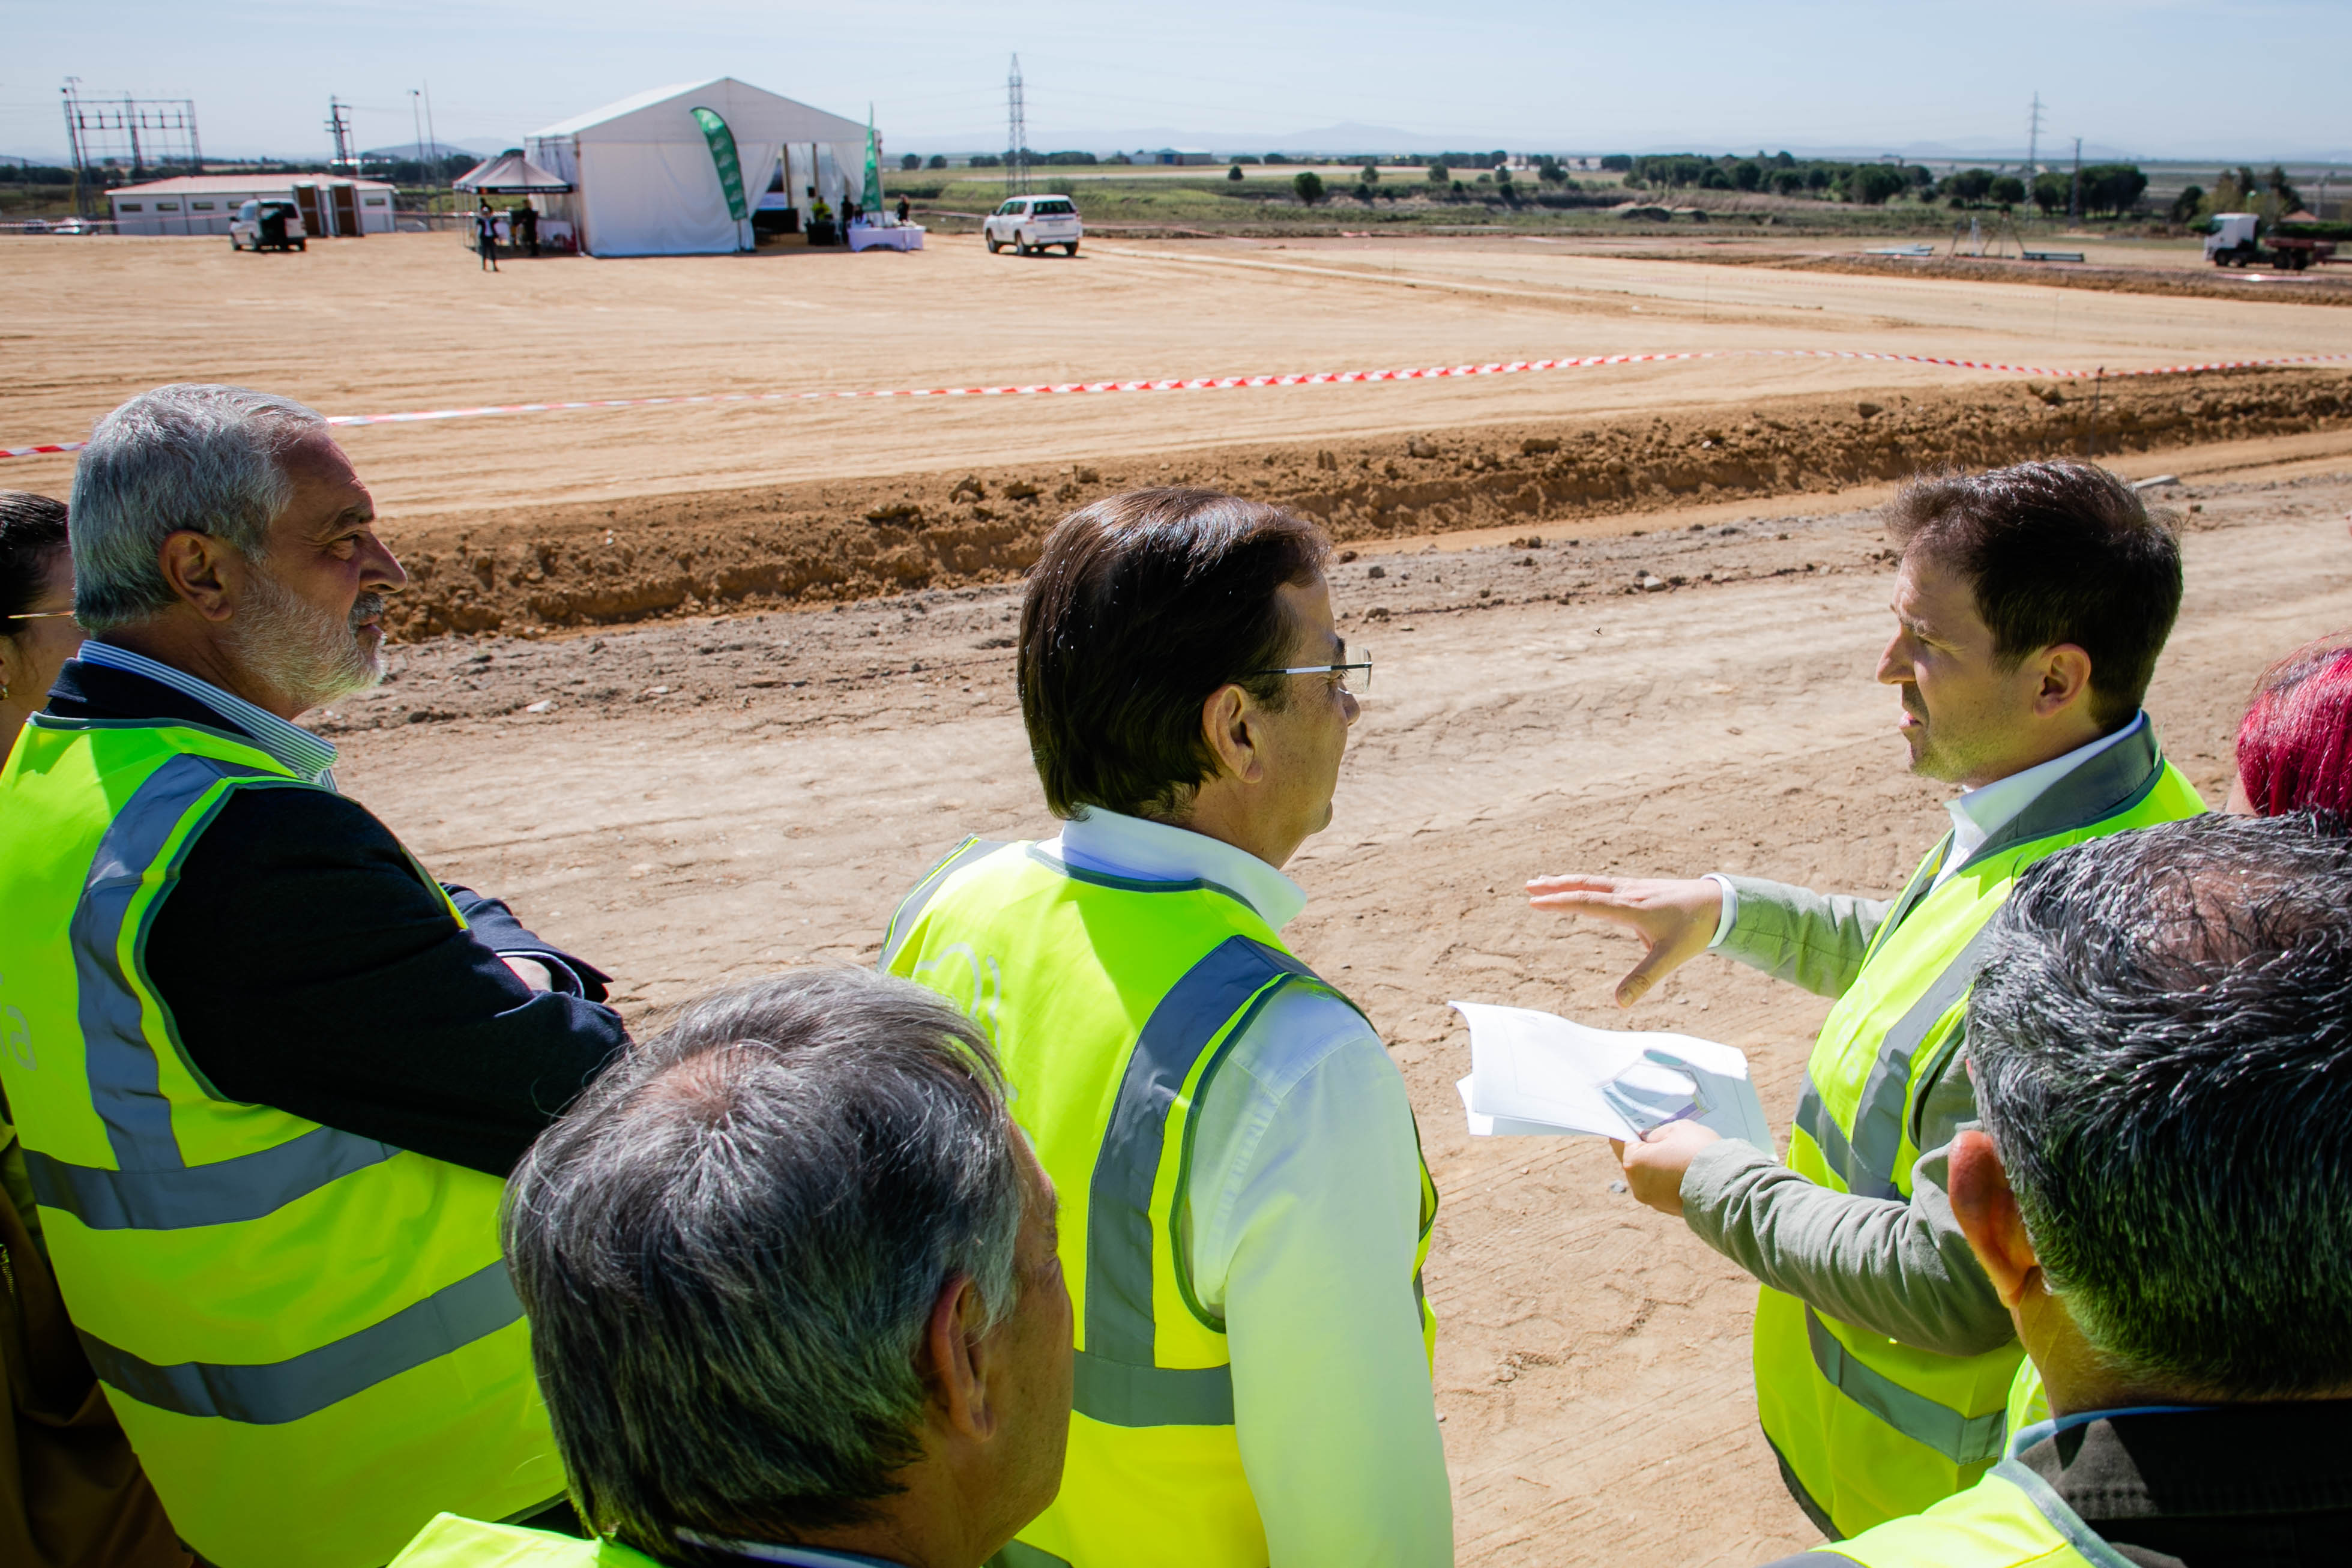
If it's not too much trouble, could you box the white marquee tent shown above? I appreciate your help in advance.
[526,78,870,256]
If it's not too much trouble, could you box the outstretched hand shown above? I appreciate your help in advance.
[1524,874,1722,1007]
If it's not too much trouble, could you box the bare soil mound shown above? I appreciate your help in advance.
[1769,251,2352,307]
[384,367,2352,639]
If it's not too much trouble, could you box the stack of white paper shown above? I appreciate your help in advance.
[1450,1000,1773,1148]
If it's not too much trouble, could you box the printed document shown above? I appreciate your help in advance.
[1451,1000,1773,1148]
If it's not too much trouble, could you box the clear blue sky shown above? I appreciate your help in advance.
[8,1,2348,164]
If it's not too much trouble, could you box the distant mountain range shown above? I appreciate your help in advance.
[358,139,487,161]
[893,121,2352,165]
[10,124,2348,169]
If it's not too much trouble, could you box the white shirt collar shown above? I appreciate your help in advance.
[76,639,340,788]
[1939,711,2145,880]
[1043,806,1309,930]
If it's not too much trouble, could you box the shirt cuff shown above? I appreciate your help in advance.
[1702,872,1738,948]
[493,949,586,997]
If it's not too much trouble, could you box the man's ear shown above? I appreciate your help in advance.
[920,1273,998,1441]
[1196,684,1263,785]
[2032,644,2094,720]
[155,531,244,624]
[1948,1128,2040,1309]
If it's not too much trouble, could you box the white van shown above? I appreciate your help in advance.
[983,195,1081,256]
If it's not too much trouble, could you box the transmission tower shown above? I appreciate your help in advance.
[326,97,357,172]
[60,82,203,217]
[2024,91,2043,192]
[1006,54,1030,198]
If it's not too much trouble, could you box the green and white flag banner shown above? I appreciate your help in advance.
[690,107,751,225]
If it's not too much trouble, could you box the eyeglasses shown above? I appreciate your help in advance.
[10,611,78,621]
[1246,654,1371,693]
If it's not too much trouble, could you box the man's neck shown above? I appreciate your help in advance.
[1165,785,1299,870]
[97,623,298,721]
[1952,714,2115,792]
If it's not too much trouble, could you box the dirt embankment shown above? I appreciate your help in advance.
[384,367,2352,639]
[1764,251,2352,306]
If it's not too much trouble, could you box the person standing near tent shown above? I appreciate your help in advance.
[513,204,538,259]
[474,199,499,271]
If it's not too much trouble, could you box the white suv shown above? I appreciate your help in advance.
[230,199,307,252]
[984,195,1081,256]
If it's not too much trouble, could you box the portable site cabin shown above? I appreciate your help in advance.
[525,79,871,256]
[107,175,398,237]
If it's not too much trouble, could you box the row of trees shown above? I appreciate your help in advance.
[1623,151,2165,217]
[1626,152,1934,204]
[1934,164,2147,217]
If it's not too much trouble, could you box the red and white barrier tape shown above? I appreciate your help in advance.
[8,346,2351,461]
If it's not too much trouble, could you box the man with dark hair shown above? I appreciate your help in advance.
[389,969,1074,1568]
[1528,460,2203,1537]
[1769,812,2352,1567]
[882,490,1450,1568]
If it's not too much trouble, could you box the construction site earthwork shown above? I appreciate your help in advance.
[9,225,2352,1563]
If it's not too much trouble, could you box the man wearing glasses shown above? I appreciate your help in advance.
[884,489,1447,1568]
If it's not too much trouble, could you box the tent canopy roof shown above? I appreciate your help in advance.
[453,149,574,193]
[529,78,867,147]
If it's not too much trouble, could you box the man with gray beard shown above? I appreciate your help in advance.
[0,385,629,1568]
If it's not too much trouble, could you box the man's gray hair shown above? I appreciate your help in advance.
[1967,812,2352,1399]
[505,968,1025,1555]
[68,384,327,630]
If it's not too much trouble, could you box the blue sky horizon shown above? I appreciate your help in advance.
[8,1,2350,166]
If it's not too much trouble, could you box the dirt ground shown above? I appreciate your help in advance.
[316,468,2352,1565]
[8,232,2351,636]
[15,231,2352,1562]
[8,231,2350,523]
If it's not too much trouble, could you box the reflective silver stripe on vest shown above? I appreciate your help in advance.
[79,1258,524,1425]
[58,750,521,1425]
[23,1127,401,1231]
[1842,923,2001,1201]
[1082,935,1311,1428]
[1990,1459,2141,1568]
[72,752,278,1170]
[1803,1306,2005,1464]
[881,837,1006,968]
[1790,1075,1870,1196]
[1073,1346,1235,1428]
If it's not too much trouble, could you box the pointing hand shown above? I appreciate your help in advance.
[1524,874,1722,1008]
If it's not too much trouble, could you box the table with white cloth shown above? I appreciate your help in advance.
[848,222,924,252]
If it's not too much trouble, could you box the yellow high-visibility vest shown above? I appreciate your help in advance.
[1755,723,2200,1536]
[1806,1462,2108,1567]
[0,714,561,1568]
[884,839,1437,1568]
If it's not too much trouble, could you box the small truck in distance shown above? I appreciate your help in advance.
[2204,212,2347,270]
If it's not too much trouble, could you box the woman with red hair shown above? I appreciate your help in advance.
[2230,633,2352,814]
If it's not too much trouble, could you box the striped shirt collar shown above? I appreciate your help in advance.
[76,639,339,787]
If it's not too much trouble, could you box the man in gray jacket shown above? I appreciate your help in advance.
[1527,462,2198,1537]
